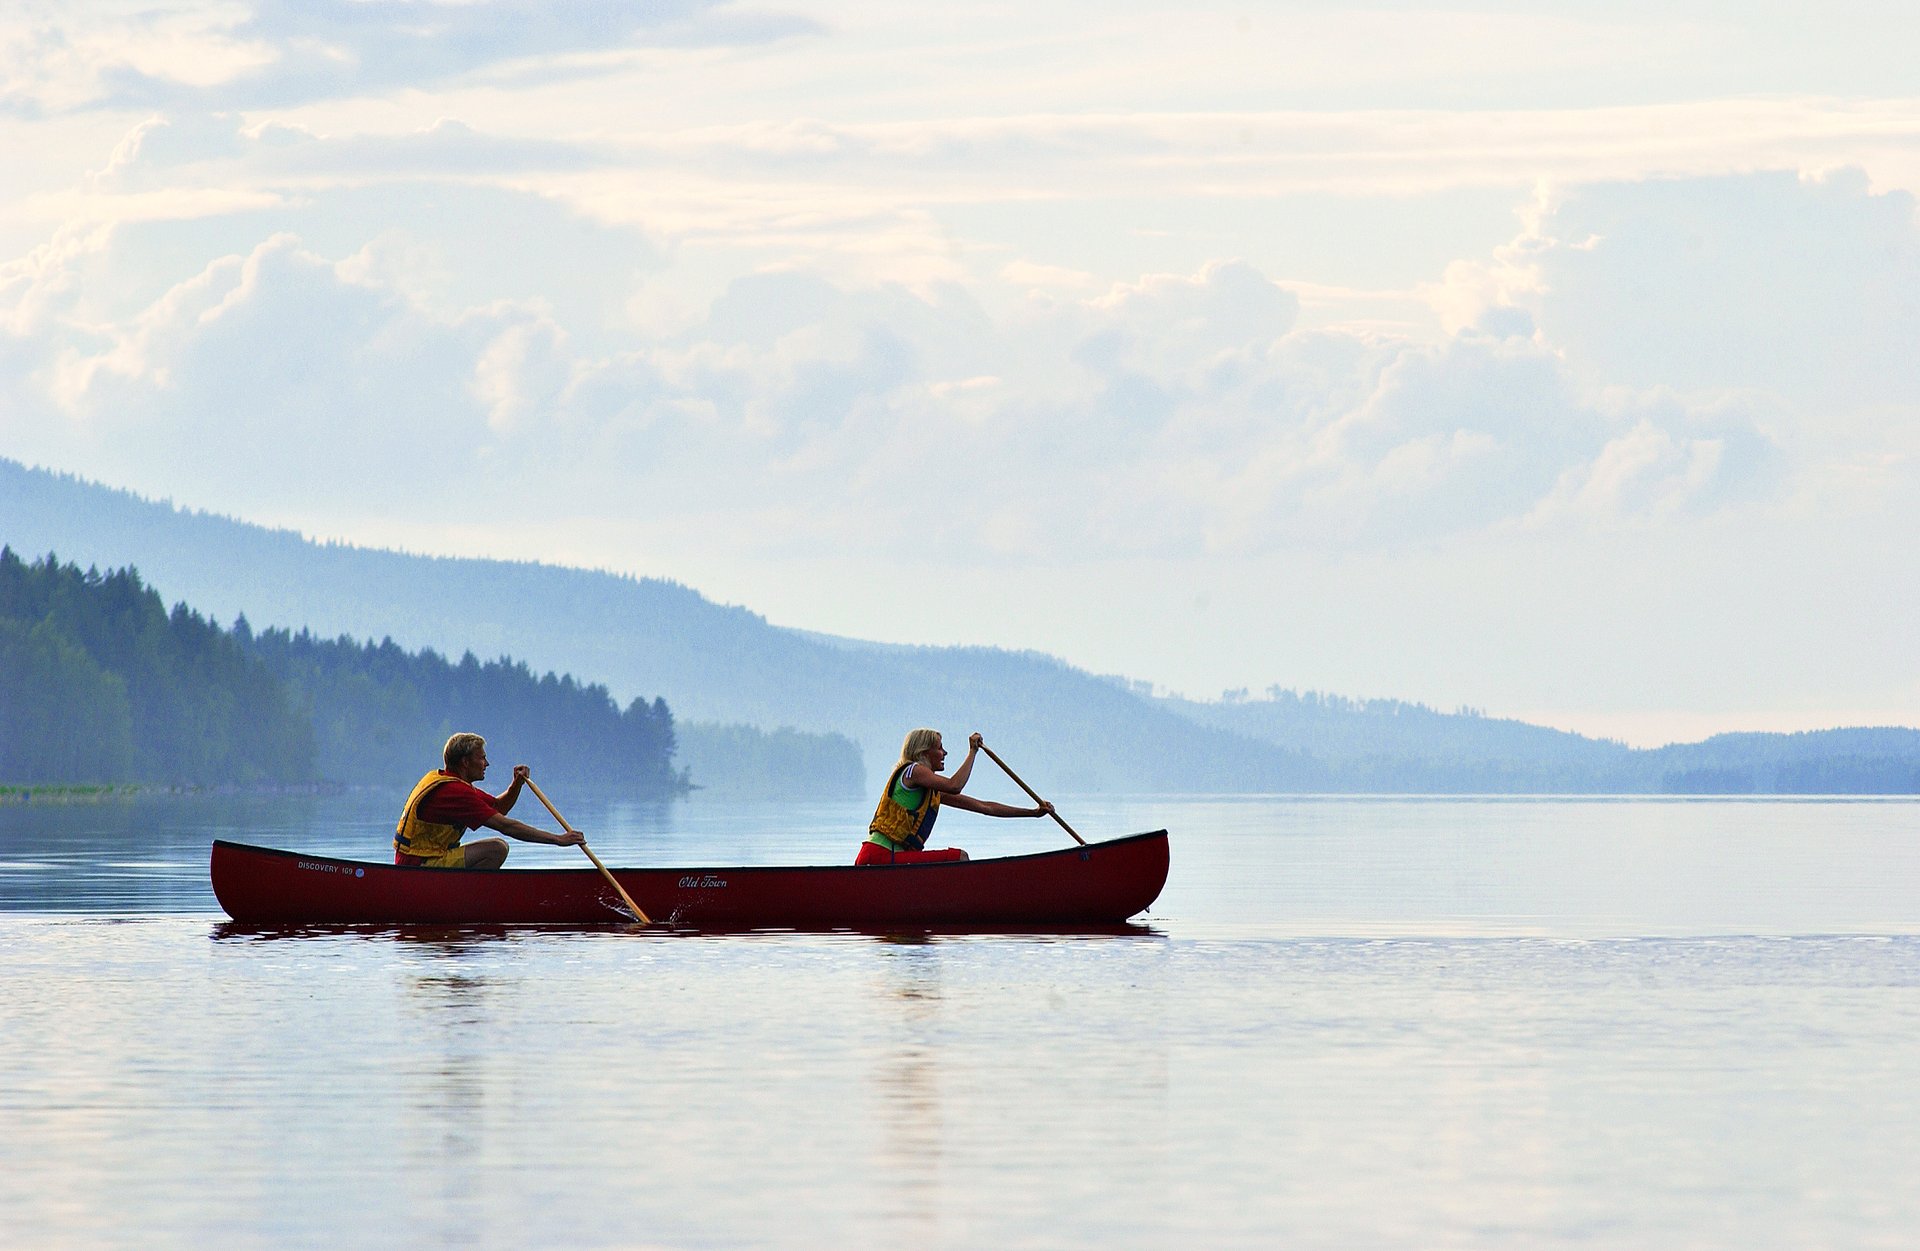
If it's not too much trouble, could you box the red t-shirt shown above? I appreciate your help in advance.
[416,774,504,830]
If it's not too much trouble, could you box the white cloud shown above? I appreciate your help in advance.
[7,216,1783,561]
[8,110,1858,574]
[2,1,815,114]
[86,114,595,192]
[1529,168,1920,411]
[0,5,274,115]
[13,233,530,509]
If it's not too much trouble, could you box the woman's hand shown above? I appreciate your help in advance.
[968,732,984,751]
[1033,801,1055,818]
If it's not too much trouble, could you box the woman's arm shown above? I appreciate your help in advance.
[908,732,985,795]
[942,793,1054,819]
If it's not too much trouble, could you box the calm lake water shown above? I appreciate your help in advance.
[3,792,1918,1249]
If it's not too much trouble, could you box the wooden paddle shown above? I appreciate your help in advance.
[978,741,1087,846]
[524,777,652,924]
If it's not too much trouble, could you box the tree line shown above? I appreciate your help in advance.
[0,549,684,793]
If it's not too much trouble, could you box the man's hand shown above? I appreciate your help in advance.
[554,828,585,847]
[511,764,531,786]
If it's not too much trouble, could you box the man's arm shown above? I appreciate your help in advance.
[482,813,583,846]
[493,765,531,815]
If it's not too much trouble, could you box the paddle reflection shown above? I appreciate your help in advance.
[402,957,498,1244]
[872,944,947,1239]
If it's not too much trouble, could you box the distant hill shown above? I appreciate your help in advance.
[1167,690,1920,793]
[1640,728,1920,794]
[6,457,1917,794]
[1164,689,1633,791]
[0,458,1314,792]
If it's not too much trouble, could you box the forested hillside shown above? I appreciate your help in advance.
[0,550,311,784]
[1642,729,1920,794]
[0,549,687,794]
[244,625,683,793]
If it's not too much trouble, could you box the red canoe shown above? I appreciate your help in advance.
[209,832,1170,928]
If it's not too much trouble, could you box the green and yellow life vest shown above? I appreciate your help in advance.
[394,771,464,859]
[867,762,941,852]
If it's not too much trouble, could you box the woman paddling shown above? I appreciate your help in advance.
[858,729,1054,865]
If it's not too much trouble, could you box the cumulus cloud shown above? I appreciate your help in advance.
[34,114,662,351]
[1527,389,1785,526]
[623,258,1775,553]
[1530,169,1920,412]
[1,187,1786,558]
[11,109,1848,569]
[39,234,509,480]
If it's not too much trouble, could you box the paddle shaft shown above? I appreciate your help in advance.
[978,743,1086,845]
[523,778,652,924]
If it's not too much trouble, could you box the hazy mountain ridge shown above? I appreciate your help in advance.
[1165,691,1920,793]
[6,457,1917,793]
[0,458,1313,791]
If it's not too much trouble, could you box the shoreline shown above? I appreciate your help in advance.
[0,783,352,805]
[0,781,696,804]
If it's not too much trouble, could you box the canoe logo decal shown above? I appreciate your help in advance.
[293,861,365,878]
[677,874,728,889]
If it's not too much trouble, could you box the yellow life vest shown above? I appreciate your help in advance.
[394,771,466,859]
[868,762,941,851]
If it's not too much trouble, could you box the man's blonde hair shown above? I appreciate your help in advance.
[443,732,486,771]
[897,728,943,767]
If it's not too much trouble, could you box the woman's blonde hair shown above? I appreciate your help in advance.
[897,728,943,766]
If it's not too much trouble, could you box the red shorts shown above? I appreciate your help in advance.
[855,842,968,866]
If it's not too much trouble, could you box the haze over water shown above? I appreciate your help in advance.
[3,793,1917,1248]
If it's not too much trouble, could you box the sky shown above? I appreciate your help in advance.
[3,0,1919,745]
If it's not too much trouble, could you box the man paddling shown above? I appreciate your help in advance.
[394,732,583,869]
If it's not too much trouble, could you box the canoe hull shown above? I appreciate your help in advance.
[209,832,1170,929]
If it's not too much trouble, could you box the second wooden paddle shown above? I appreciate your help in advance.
[524,777,651,924]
